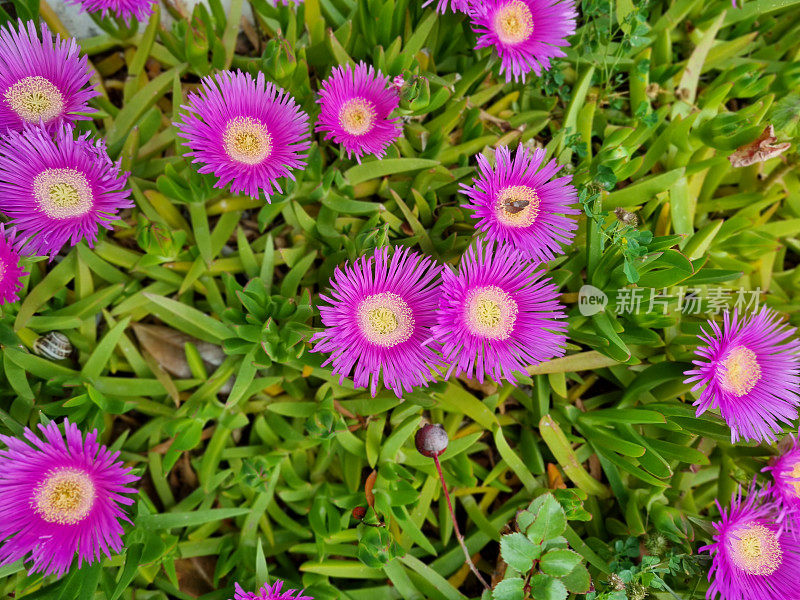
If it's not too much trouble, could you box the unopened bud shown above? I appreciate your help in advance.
[614,207,638,227]
[415,424,449,458]
[352,506,367,520]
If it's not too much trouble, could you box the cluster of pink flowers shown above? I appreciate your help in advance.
[684,306,800,599]
[702,430,800,600]
[175,62,403,203]
[702,483,800,600]
[311,143,578,397]
[0,20,133,305]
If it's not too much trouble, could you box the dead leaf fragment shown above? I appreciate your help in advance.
[365,470,377,509]
[132,323,225,379]
[547,463,567,489]
[729,125,790,167]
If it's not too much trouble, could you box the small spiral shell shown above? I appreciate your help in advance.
[33,332,73,361]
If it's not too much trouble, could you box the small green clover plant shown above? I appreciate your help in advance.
[493,492,591,600]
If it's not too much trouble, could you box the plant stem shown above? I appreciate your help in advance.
[433,454,491,592]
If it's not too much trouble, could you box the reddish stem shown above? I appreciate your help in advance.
[433,454,491,591]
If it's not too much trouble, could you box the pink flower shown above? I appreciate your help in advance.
[0,20,97,133]
[701,485,800,600]
[231,580,313,600]
[0,223,27,305]
[175,70,310,202]
[311,246,444,397]
[0,419,139,577]
[432,240,567,384]
[684,308,800,443]
[315,62,402,163]
[0,124,132,258]
[461,145,579,262]
[423,0,471,13]
[66,0,157,22]
[764,434,800,525]
[470,0,577,82]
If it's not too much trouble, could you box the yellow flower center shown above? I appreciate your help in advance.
[718,346,761,397]
[465,285,518,340]
[339,97,377,136]
[496,185,540,228]
[33,468,96,525]
[357,292,414,347]
[223,116,272,165]
[729,523,782,576]
[5,75,65,123]
[33,168,94,219]
[789,461,800,497]
[494,0,534,45]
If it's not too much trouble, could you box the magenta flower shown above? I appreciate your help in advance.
[432,240,567,384]
[460,145,578,262]
[0,20,96,133]
[423,0,471,13]
[315,62,401,163]
[701,486,800,600]
[0,419,139,578]
[65,0,157,23]
[471,0,577,82]
[232,580,312,600]
[0,223,27,305]
[684,308,800,444]
[764,435,800,523]
[0,124,132,258]
[311,246,444,398]
[175,70,310,203]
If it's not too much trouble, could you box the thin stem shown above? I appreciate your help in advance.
[433,454,491,592]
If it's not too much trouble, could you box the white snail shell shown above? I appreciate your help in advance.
[33,332,73,360]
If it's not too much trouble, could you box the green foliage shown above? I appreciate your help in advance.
[495,493,591,600]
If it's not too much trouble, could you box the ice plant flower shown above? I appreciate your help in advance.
[65,0,157,23]
[0,124,132,258]
[315,62,401,163]
[470,0,577,82]
[175,70,310,202]
[0,20,96,133]
[460,145,578,262]
[701,486,800,600]
[684,308,800,443]
[0,419,139,578]
[423,0,471,13]
[0,223,27,305]
[432,240,567,384]
[311,246,444,398]
[764,435,800,523]
[231,580,312,600]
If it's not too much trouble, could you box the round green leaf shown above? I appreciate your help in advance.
[540,549,582,577]
[530,573,568,600]
[492,577,525,600]
[500,532,542,573]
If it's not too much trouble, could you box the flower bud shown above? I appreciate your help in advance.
[415,424,449,458]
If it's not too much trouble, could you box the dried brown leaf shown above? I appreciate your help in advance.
[729,125,791,167]
[132,323,225,379]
